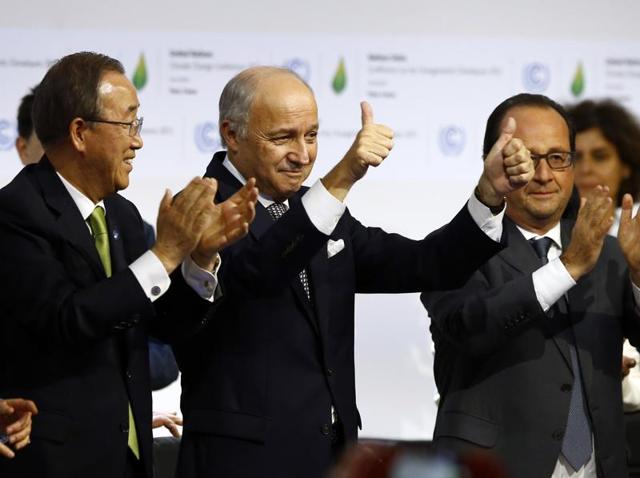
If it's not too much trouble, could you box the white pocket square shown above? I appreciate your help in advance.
[327,239,345,258]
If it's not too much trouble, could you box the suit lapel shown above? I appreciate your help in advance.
[36,158,105,279]
[498,217,573,371]
[206,153,321,336]
[104,196,128,274]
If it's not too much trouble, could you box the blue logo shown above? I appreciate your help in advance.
[438,125,466,157]
[0,120,16,151]
[522,62,551,93]
[284,58,311,83]
[194,122,221,153]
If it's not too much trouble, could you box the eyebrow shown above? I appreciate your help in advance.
[268,124,319,135]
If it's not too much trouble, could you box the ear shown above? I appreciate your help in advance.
[220,120,240,154]
[69,117,90,153]
[15,137,28,165]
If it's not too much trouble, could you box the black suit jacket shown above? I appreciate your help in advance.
[422,217,640,478]
[173,151,504,478]
[0,158,210,477]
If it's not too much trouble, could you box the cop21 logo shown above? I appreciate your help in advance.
[522,62,551,93]
[0,120,16,151]
[438,125,466,157]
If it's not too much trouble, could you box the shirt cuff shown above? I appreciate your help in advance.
[466,193,505,243]
[301,180,346,236]
[181,254,221,302]
[532,258,576,312]
[129,250,171,302]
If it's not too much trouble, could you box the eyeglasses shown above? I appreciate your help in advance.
[86,117,143,137]
[531,151,575,171]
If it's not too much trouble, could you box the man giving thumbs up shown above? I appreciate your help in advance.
[174,66,535,478]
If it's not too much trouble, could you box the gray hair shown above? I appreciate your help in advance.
[218,66,312,147]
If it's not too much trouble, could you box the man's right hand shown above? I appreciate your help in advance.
[0,398,38,459]
[561,186,614,281]
[321,101,394,201]
[476,117,535,209]
[152,178,219,274]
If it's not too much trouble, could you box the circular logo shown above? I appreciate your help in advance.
[194,122,221,153]
[438,125,466,157]
[522,62,551,93]
[284,58,311,83]
[0,119,17,151]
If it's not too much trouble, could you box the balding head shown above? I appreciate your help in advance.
[218,66,312,147]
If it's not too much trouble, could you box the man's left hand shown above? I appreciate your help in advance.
[191,178,259,270]
[618,193,640,285]
[0,398,38,458]
[152,411,183,438]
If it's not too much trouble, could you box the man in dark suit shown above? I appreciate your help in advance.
[173,66,535,478]
[0,52,257,478]
[422,93,640,478]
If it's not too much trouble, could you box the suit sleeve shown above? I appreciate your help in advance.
[422,267,545,357]
[350,202,505,294]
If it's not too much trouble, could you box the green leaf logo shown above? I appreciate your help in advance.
[571,62,585,98]
[332,58,347,94]
[132,53,148,91]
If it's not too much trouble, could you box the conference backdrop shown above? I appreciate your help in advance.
[1,28,640,438]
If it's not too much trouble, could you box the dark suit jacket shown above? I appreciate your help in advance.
[173,151,504,478]
[422,217,640,478]
[0,158,210,478]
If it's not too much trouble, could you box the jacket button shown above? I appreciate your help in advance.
[327,368,333,377]
[321,424,331,436]
[561,383,572,392]
[126,371,133,380]
[552,429,564,441]
[120,423,129,433]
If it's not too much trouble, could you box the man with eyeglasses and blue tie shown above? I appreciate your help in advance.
[422,93,640,478]
[0,51,257,478]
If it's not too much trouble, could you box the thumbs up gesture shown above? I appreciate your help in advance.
[476,117,535,209]
[322,101,394,201]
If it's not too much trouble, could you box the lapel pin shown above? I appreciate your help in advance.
[112,229,120,240]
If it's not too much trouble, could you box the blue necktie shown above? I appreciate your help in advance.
[530,237,592,471]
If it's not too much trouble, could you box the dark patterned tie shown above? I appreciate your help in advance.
[266,202,311,301]
[530,237,592,471]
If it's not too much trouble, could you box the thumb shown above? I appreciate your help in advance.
[491,116,516,154]
[361,101,374,126]
[159,189,173,213]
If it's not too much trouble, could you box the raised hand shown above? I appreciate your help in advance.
[0,398,38,459]
[322,101,394,201]
[618,193,640,285]
[561,186,614,281]
[477,117,535,208]
[152,177,219,274]
[191,178,259,270]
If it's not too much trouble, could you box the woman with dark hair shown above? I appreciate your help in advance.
[568,99,640,413]
[567,99,640,235]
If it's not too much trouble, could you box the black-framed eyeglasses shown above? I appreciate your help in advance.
[85,117,143,137]
[531,151,575,171]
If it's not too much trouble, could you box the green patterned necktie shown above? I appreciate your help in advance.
[87,206,140,460]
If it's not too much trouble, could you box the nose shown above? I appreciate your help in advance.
[288,138,310,165]
[131,131,143,150]
[534,157,554,182]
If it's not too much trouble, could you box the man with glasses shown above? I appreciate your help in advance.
[422,93,640,478]
[0,51,257,478]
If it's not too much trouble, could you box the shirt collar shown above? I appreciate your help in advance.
[222,154,289,209]
[516,221,562,250]
[56,172,106,221]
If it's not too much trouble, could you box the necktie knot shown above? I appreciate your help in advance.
[266,202,288,221]
[529,237,554,264]
[88,206,111,278]
[88,206,108,237]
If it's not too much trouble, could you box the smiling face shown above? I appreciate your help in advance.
[81,71,143,201]
[224,73,318,202]
[504,105,574,234]
[574,126,630,202]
